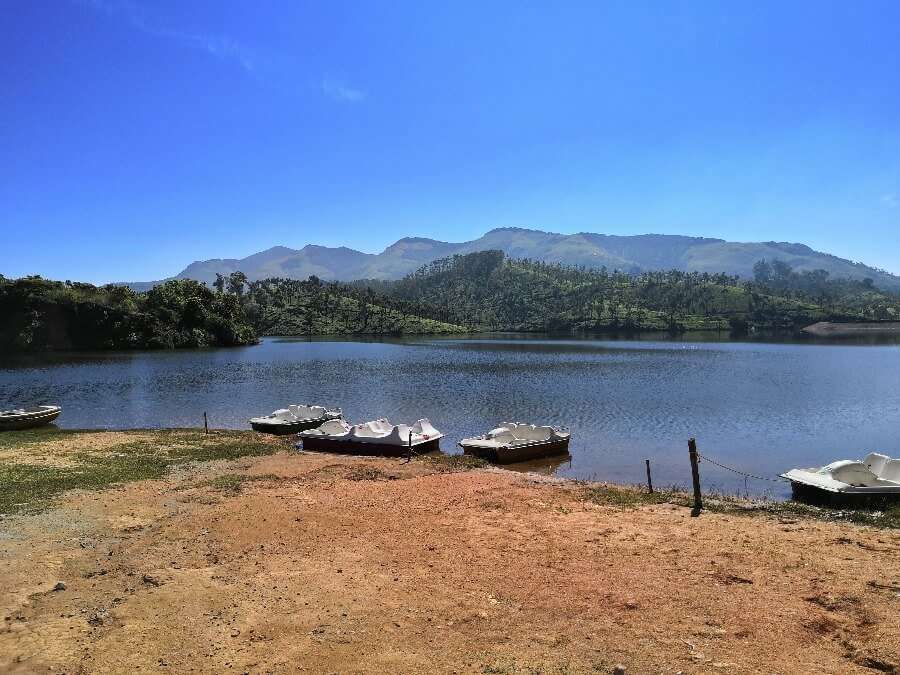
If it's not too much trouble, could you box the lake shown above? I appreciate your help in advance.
[2,335,899,498]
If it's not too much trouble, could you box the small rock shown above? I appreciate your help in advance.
[87,610,108,626]
[230,628,241,637]
[52,582,66,592]
[613,665,627,675]
[142,574,162,587]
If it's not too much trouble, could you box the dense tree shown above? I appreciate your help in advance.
[0,277,257,352]
[242,276,465,336]
[227,271,248,297]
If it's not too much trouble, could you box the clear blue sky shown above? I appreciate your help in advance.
[2,0,899,283]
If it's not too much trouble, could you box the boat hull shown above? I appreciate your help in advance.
[788,480,900,507]
[250,415,341,436]
[0,408,61,431]
[460,437,570,464]
[299,436,442,457]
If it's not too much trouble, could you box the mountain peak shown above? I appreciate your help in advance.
[301,244,361,253]
[127,228,900,293]
[484,226,552,235]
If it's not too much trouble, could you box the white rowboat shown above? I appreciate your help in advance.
[782,452,900,501]
[249,404,342,435]
[459,422,570,464]
[0,405,62,431]
[297,418,443,456]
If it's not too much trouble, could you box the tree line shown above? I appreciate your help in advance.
[3,252,898,351]
[215,250,900,337]
[0,276,256,352]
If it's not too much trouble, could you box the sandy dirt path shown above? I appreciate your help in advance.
[2,442,899,674]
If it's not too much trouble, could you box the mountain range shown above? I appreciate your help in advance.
[127,227,900,293]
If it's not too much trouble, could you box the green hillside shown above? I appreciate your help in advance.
[6,253,899,352]
[243,276,466,336]
[380,251,900,333]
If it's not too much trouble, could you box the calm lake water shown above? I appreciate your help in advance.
[2,335,899,498]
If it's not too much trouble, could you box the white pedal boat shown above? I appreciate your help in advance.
[0,405,62,431]
[459,422,570,464]
[249,404,342,435]
[296,418,443,456]
[781,452,900,501]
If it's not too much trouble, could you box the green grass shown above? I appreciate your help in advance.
[0,429,282,516]
[342,466,393,481]
[0,427,94,450]
[0,455,171,515]
[582,483,900,529]
[583,484,678,509]
[720,498,900,529]
[108,430,281,463]
[205,473,280,494]
[417,453,489,472]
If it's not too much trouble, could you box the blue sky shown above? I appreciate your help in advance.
[2,0,899,283]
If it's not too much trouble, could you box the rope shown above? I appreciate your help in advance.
[698,453,789,483]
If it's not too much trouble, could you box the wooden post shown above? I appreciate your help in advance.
[203,412,209,435]
[688,438,702,515]
[645,458,653,494]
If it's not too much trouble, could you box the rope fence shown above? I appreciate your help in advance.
[686,438,793,516]
[697,452,789,483]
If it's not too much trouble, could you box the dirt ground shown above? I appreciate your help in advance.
[2,437,899,674]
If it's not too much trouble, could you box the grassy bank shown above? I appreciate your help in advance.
[583,482,900,529]
[0,428,283,515]
[1,428,897,529]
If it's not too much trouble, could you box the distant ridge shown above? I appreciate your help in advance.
[124,227,900,293]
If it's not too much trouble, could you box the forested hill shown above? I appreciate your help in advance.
[374,251,900,333]
[240,276,466,336]
[5,251,900,351]
[232,250,900,336]
[0,277,257,352]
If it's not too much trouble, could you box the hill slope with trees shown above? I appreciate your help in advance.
[5,252,899,351]
[240,275,466,336]
[0,277,257,352]
[373,251,900,334]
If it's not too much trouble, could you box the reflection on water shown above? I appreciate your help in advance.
[501,453,573,475]
[2,335,899,498]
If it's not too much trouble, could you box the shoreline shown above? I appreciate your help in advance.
[2,426,897,519]
[2,426,896,527]
[803,321,900,338]
[5,327,900,357]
